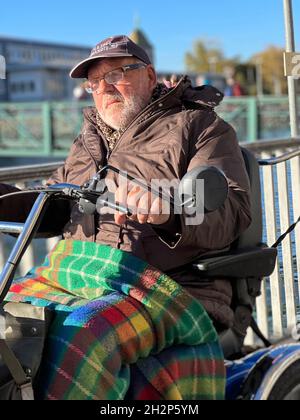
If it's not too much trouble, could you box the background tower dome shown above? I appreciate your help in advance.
[129,28,154,64]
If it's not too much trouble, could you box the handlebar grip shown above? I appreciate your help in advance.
[97,194,132,216]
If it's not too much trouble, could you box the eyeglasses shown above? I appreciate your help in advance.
[83,63,147,94]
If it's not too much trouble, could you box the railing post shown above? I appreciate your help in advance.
[283,0,299,138]
[247,97,259,143]
[42,102,52,156]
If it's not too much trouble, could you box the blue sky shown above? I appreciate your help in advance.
[1,0,300,72]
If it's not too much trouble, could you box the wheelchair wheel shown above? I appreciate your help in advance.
[267,360,300,400]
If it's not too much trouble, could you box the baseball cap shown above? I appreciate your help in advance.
[70,35,152,79]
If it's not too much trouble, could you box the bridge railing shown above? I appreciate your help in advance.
[0,139,300,343]
[217,96,300,143]
[0,96,300,156]
[252,147,300,344]
[0,101,88,157]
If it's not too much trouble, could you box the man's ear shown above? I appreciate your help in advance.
[147,65,157,90]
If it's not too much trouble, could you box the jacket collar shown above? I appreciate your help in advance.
[82,76,223,125]
[80,77,224,161]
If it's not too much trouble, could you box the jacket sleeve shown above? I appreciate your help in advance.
[154,113,252,253]
[46,135,82,186]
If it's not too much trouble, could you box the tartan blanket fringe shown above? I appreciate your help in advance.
[6,239,225,400]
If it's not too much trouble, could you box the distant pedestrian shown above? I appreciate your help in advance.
[225,78,244,97]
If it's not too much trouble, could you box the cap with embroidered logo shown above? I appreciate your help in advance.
[70,35,152,79]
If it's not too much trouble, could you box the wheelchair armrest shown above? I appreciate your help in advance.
[192,246,277,278]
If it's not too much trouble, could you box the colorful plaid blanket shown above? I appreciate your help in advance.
[6,240,225,400]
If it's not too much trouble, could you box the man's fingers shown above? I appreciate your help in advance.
[136,191,152,224]
[114,184,144,225]
[126,187,147,223]
[147,197,170,225]
[115,213,127,225]
[113,182,171,226]
[114,182,129,225]
[126,186,143,213]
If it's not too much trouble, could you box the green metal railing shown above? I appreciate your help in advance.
[0,96,299,157]
[0,101,88,157]
[217,96,300,143]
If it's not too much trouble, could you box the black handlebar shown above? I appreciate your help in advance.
[0,164,229,218]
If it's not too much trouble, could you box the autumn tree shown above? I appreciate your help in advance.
[185,40,297,96]
[185,39,239,74]
[251,46,288,95]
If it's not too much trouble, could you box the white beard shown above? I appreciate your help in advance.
[99,93,149,131]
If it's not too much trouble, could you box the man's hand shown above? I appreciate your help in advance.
[114,184,171,226]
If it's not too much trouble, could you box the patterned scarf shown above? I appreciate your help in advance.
[96,83,170,152]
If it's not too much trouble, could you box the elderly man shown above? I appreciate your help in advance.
[57,35,250,326]
[1,35,251,400]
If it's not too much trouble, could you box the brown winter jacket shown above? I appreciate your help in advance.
[0,78,251,328]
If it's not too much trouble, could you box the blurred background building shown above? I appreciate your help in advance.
[0,36,90,102]
[0,25,298,153]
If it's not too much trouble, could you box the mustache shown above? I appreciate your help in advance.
[103,93,124,106]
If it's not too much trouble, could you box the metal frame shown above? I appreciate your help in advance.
[255,146,300,339]
[0,193,51,301]
[283,0,299,138]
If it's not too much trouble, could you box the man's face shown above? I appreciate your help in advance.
[87,57,157,130]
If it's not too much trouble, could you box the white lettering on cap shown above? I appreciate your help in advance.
[91,41,127,56]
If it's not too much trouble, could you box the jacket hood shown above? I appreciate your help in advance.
[179,76,224,108]
[82,76,224,126]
